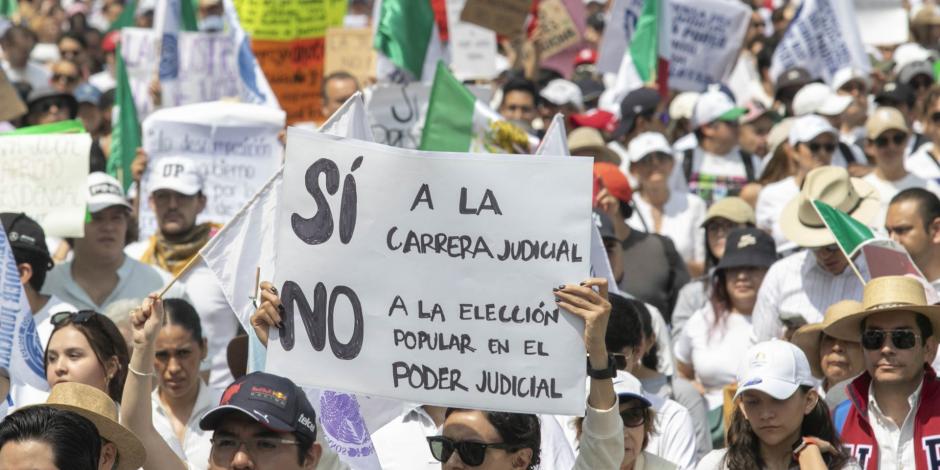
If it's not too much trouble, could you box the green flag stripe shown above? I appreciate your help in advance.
[374,0,434,79]
[812,199,874,256]
[630,0,660,83]
[0,120,84,135]
[419,62,475,152]
[181,0,199,32]
[107,45,141,193]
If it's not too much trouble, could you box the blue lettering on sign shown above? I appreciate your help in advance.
[159,33,180,80]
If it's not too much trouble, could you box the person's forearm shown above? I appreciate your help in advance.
[797,445,828,470]
[587,343,616,410]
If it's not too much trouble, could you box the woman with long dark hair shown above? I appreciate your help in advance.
[695,341,857,470]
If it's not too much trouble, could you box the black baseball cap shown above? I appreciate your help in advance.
[611,88,660,140]
[876,81,916,108]
[0,213,52,269]
[716,227,777,271]
[199,372,317,441]
[774,67,814,100]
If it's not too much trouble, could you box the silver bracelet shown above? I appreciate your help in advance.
[127,365,155,377]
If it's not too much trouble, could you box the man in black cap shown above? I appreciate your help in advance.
[24,86,77,126]
[773,67,815,116]
[610,88,663,147]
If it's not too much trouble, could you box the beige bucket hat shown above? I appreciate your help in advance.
[791,300,863,378]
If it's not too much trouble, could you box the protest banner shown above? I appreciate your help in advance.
[325,27,376,87]
[445,0,497,81]
[138,102,285,239]
[769,0,869,85]
[660,0,750,92]
[460,0,531,36]
[367,82,492,149]
[536,0,587,78]
[0,134,90,238]
[855,0,907,46]
[267,129,593,415]
[596,0,645,74]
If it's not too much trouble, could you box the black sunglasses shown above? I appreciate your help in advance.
[874,133,907,148]
[620,407,648,427]
[930,111,940,125]
[427,436,517,466]
[51,310,97,326]
[861,329,921,350]
[806,142,836,154]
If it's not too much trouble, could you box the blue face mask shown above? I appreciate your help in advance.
[199,15,224,32]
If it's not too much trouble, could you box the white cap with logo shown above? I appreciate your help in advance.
[541,79,585,111]
[734,340,815,400]
[87,172,132,213]
[627,132,672,163]
[149,156,203,196]
[788,114,838,147]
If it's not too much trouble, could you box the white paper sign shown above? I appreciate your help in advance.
[661,0,750,92]
[267,129,593,415]
[0,134,91,237]
[138,101,285,239]
[855,0,907,47]
[596,0,645,74]
[366,83,492,149]
[446,0,498,81]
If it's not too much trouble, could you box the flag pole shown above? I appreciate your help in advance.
[156,255,201,299]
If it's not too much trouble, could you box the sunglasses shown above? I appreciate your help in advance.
[620,407,648,427]
[874,133,907,148]
[426,436,517,466]
[36,98,70,114]
[53,73,79,84]
[51,310,97,326]
[806,142,836,154]
[930,111,940,125]
[862,329,921,350]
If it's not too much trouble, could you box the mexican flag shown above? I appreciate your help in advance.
[419,62,537,154]
[373,0,445,81]
[630,0,668,93]
[812,199,874,257]
[107,46,141,192]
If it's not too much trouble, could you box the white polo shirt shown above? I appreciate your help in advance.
[868,381,921,470]
[152,382,221,470]
[627,192,707,265]
[755,176,800,254]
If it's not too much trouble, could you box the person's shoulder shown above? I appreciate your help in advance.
[643,450,680,470]
[682,192,707,211]
[124,240,149,259]
[686,303,713,328]
[694,449,728,470]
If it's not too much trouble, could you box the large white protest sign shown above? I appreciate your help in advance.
[267,129,593,415]
[596,0,645,74]
[446,0,498,81]
[138,101,285,239]
[855,0,907,47]
[0,134,91,238]
[366,83,492,149]
[769,0,870,85]
[660,0,750,92]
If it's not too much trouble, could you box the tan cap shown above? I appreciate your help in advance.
[568,127,621,165]
[701,197,755,227]
[865,106,909,139]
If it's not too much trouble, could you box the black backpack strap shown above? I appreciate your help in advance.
[838,142,855,165]
[740,150,755,181]
[683,147,694,184]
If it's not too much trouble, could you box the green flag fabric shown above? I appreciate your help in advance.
[107,45,141,193]
[374,0,435,79]
[0,0,16,18]
[419,62,476,152]
[0,120,84,135]
[812,199,875,256]
[181,0,199,32]
[108,0,138,31]
[630,0,660,83]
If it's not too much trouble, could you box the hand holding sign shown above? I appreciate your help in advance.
[131,294,165,348]
[252,282,283,346]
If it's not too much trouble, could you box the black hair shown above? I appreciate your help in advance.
[294,430,314,465]
[755,39,777,74]
[1,25,37,46]
[98,89,115,111]
[605,293,645,353]
[501,78,540,108]
[632,300,659,371]
[320,71,361,101]
[89,140,106,173]
[535,68,563,90]
[861,313,934,344]
[14,249,49,291]
[724,386,849,470]
[45,312,129,402]
[0,406,101,470]
[57,31,87,49]
[163,298,204,343]
[891,187,940,232]
[444,409,541,469]
[587,11,605,32]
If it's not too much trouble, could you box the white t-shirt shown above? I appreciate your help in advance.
[755,176,800,255]
[695,447,863,469]
[906,142,940,181]
[627,192,707,264]
[674,305,754,409]
[671,147,763,206]
[645,393,698,470]
[1,60,50,90]
[862,172,940,228]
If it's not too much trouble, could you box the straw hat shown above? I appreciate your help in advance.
[791,300,863,378]
[824,276,940,342]
[34,382,146,470]
[568,127,621,164]
[780,166,880,248]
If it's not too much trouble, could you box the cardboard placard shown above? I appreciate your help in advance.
[535,0,581,59]
[460,0,532,36]
[324,27,377,87]
[446,0,498,81]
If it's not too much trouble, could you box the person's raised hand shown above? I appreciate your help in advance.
[131,147,148,182]
[131,294,164,348]
[554,278,611,364]
[595,188,622,221]
[251,281,283,347]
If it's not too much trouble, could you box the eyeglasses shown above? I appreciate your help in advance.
[36,98,70,114]
[426,436,517,466]
[706,219,737,235]
[51,310,97,326]
[806,142,836,154]
[911,77,934,90]
[210,437,299,462]
[861,329,921,350]
[620,407,648,427]
[874,133,907,148]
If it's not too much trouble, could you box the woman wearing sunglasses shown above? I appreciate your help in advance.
[696,341,855,470]
[44,310,128,404]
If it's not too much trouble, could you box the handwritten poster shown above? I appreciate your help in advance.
[460,0,532,36]
[535,0,581,59]
[267,129,593,415]
[138,102,285,239]
[445,0,497,81]
[0,134,91,237]
[325,28,376,87]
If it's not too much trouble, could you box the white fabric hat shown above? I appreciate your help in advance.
[792,83,852,117]
[894,43,933,73]
[831,67,871,92]
[612,370,652,406]
[668,91,699,120]
[149,157,203,196]
[735,340,815,401]
[627,132,672,163]
[540,79,584,111]
[87,172,131,213]
[691,86,745,128]
[788,114,837,147]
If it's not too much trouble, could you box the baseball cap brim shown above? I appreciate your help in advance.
[150,181,201,197]
[199,405,295,433]
[717,107,747,121]
[88,196,132,214]
[616,391,653,407]
[734,375,800,401]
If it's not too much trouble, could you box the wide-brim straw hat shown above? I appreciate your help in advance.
[30,382,146,470]
[825,276,940,342]
[791,300,863,378]
[781,166,880,248]
[568,127,621,164]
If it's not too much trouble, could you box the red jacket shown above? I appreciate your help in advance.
[837,365,940,469]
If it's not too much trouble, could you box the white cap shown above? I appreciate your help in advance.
[149,157,203,196]
[669,92,699,121]
[87,172,132,213]
[788,114,837,147]
[540,79,584,111]
[894,43,933,73]
[612,370,652,406]
[735,340,815,401]
[792,83,853,117]
[831,67,872,93]
[691,85,746,128]
[627,132,672,163]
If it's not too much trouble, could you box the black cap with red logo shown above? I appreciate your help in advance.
[199,371,317,441]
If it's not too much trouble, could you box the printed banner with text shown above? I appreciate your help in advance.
[267,129,592,415]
